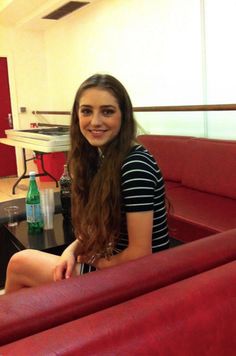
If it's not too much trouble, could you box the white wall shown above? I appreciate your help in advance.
[1,0,236,176]
[0,25,49,174]
[43,0,205,135]
[0,26,49,129]
[204,0,236,139]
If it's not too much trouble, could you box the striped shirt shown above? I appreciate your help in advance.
[116,145,169,253]
[80,144,169,274]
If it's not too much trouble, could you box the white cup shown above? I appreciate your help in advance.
[40,189,55,230]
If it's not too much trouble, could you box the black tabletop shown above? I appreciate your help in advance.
[3,214,74,252]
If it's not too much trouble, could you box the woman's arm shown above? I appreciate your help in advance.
[95,210,153,269]
[61,239,81,257]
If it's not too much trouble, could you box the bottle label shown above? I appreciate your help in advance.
[26,204,42,223]
[61,189,71,196]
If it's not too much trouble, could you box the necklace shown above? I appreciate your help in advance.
[98,148,104,159]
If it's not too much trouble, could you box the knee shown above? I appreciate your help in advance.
[7,249,34,276]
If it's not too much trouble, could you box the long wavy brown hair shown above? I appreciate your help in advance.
[68,74,137,260]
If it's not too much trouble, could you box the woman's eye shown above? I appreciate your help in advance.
[103,109,115,116]
[80,108,92,116]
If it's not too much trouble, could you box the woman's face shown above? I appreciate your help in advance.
[78,88,122,150]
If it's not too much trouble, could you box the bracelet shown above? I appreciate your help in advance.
[87,244,113,266]
[88,253,102,266]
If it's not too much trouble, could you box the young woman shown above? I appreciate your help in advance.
[5,74,169,293]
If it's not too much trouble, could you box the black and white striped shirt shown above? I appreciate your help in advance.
[117,145,169,253]
[80,145,169,274]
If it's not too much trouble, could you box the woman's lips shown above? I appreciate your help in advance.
[89,129,107,138]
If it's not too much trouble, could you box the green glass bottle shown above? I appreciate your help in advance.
[26,171,43,232]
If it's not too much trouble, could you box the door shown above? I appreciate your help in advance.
[0,57,17,177]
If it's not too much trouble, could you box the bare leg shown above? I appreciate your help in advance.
[5,249,61,294]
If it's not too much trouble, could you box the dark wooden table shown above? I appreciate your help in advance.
[0,214,74,288]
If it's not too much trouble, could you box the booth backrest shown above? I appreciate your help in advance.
[182,137,236,199]
[1,261,235,355]
[137,135,192,182]
[138,135,236,199]
[1,228,236,346]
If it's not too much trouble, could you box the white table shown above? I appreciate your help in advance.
[0,138,70,194]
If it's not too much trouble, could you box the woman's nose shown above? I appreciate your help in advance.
[90,112,102,126]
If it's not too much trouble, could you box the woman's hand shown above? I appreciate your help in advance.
[53,239,81,281]
[53,252,77,281]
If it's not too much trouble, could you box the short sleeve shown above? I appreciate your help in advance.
[121,150,161,212]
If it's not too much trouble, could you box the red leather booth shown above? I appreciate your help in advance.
[2,261,235,356]
[0,229,236,354]
[1,134,236,354]
[138,135,236,242]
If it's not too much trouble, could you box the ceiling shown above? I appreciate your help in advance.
[0,0,96,31]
